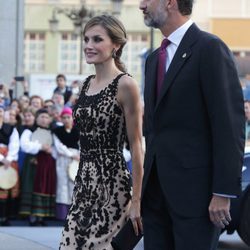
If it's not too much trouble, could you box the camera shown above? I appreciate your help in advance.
[14,76,25,81]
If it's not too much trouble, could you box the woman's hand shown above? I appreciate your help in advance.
[72,154,80,161]
[42,144,52,154]
[2,158,11,169]
[129,199,143,236]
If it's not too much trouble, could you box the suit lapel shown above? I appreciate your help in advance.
[155,24,200,111]
[145,51,158,113]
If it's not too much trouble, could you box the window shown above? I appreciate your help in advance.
[24,32,46,73]
[58,32,81,74]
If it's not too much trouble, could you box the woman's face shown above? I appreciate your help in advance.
[11,101,20,113]
[19,96,30,109]
[31,97,43,110]
[83,25,119,65]
[36,113,51,128]
[61,114,73,128]
[8,109,17,125]
[23,111,35,127]
[52,93,64,106]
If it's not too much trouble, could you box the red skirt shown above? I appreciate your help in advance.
[32,151,56,217]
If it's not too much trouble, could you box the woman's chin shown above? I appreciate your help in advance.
[85,60,94,64]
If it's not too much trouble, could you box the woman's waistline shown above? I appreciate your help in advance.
[80,148,123,155]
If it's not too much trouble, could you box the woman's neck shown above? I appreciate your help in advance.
[94,61,121,84]
[65,125,72,130]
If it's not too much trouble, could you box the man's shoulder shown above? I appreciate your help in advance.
[53,86,59,93]
[194,24,226,49]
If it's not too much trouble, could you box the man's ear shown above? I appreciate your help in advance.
[166,0,178,11]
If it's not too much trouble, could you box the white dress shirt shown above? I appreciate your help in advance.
[165,19,193,71]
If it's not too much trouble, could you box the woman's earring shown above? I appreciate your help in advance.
[112,49,117,59]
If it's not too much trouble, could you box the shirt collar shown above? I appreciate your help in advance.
[167,19,193,47]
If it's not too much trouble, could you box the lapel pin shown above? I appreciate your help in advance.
[182,53,187,58]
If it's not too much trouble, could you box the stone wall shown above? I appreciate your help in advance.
[0,0,24,95]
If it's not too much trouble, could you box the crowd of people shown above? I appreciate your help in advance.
[0,0,247,249]
[0,74,83,226]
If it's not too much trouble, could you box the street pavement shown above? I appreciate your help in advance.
[0,225,249,250]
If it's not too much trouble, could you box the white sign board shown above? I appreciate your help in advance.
[29,74,87,100]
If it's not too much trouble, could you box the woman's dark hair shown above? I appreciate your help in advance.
[83,15,127,72]
[177,0,194,16]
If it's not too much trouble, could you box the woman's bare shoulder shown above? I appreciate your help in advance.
[118,74,138,92]
[117,74,140,105]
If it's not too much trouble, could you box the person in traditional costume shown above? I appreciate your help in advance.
[19,107,38,224]
[53,107,80,220]
[0,105,20,226]
[17,107,36,174]
[20,108,56,226]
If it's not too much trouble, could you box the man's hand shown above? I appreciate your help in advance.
[22,80,29,92]
[209,195,231,229]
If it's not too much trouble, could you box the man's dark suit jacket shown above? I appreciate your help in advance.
[143,23,245,217]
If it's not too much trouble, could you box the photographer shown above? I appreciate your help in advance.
[0,84,11,108]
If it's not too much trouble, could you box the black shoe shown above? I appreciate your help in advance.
[39,220,47,226]
[29,220,40,226]
[0,220,11,226]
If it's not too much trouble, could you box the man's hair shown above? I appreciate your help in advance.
[177,0,194,16]
[56,74,66,81]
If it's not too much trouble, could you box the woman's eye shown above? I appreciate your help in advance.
[94,37,103,43]
[84,37,89,43]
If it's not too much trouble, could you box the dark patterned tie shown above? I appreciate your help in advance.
[156,39,170,97]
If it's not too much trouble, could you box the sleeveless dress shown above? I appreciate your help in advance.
[60,73,132,250]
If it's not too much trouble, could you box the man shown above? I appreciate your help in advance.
[53,74,72,104]
[139,0,245,249]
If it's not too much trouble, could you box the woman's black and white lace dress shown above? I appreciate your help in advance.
[60,73,132,250]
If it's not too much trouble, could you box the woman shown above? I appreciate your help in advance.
[17,107,36,174]
[30,95,44,112]
[53,107,80,220]
[18,107,37,220]
[60,15,144,249]
[0,105,20,225]
[19,95,30,112]
[20,109,56,226]
[18,95,30,123]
